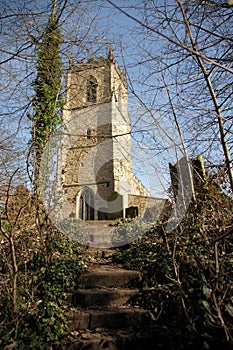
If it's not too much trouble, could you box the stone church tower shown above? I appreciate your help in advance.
[61,46,162,221]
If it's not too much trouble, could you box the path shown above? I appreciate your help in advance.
[66,249,156,350]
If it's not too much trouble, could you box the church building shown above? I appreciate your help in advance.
[61,45,164,221]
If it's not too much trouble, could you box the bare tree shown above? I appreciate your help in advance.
[106,0,233,193]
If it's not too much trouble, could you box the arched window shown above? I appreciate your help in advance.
[87,76,98,103]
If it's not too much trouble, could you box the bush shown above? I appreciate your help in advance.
[113,179,233,349]
[0,226,86,349]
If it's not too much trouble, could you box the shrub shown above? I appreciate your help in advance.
[114,179,233,349]
[0,225,85,349]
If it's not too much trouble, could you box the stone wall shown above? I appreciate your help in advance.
[128,194,166,221]
[61,51,163,220]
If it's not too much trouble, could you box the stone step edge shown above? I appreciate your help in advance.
[71,288,139,307]
[79,273,139,278]
[69,306,147,313]
[78,270,141,277]
[75,261,141,286]
[72,287,140,293]
[68,306,149,330]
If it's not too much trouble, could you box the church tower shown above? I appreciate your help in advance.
[61,46,152,221]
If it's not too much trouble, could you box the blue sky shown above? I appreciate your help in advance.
[1,0,232,194]
[0,0,192,197]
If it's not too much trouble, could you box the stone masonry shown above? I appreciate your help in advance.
[61,45,165,221]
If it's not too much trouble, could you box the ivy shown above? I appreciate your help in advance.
[29,3,63,177]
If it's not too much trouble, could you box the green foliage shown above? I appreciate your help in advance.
[113,179,233,349]
[14,301,68,349]
[0,218,11,232]
[0,229,85,349]
[29,5,63,161]
[112,217,153,244]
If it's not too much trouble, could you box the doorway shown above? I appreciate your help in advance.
[79,189,94,220]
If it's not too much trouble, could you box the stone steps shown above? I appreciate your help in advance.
[72,287,139,307]
[81,225,116,247]
[85,248,117,259]
[77,264,141,288]
[66,249,155,349]
[69,307,147,330]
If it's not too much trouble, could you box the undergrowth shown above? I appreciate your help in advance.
[113,180,233,349]
[0,224,86,349]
